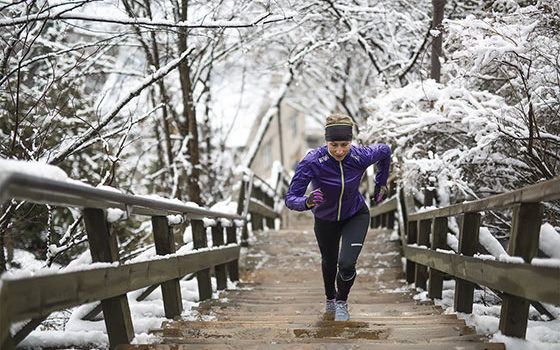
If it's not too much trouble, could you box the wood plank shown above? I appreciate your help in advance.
[499,203,543,338]
[249,198,277,219]
[406,221,417,283]
[369,196,397,217]
[192,220,212,301]
[403,245,560,305]
[225,226,239,281]
[0,282,12,347]
[2,245,240,323]
[212,224,228,290]
[454,213,480,314]
[84,208,134,349]
[2,171,244,220]
[428,217,447,299]
[408,177,560,221]
[152,216,183,318]
[414,219,431,289]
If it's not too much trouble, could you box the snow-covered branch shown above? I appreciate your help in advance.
[0,11,293,29]
[48,48,194,165]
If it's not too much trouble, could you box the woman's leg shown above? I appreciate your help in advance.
[336,205,370,301]
[314,217,342,300]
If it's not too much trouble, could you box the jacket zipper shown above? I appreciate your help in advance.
[337,160,344,221]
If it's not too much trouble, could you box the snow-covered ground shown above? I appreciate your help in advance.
[413,281,560,350]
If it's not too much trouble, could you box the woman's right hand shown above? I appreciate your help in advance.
[306,188,324,208]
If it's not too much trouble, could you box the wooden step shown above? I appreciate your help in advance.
[118,343,504,350]
[126,227,503,349]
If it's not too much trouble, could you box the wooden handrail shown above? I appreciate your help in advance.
[0,171,244,220]
[0,245,239,323]
[368,176,560,341]
[408,177,560,221]
[0,166,286,350]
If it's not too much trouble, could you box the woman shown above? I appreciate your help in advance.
[284,113,391,321]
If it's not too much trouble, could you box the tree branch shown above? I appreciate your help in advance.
[48,48,194,165]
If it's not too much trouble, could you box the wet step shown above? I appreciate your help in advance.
[126,226,503,349]
[156,323,478,344]
[119,343,504,350]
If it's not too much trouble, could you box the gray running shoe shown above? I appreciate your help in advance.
[326,299,336,313]
[334,300,349,321]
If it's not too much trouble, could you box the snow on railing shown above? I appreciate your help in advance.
[370,176,560,343]
[0,163,289,350]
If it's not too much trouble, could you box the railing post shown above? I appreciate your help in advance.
[83,208,134,349]
[454,212,481,313]
[236,177,250,247]
[415,219,431,289]
[387,210,395,230]
[191,219,213,300]
[152,216,183,318]
[499,203,543,338]
[211,223,228,290]
[252,186,264,231]
[406,220,417,283]
[265,192,275,229]
[226,225,240,281]
[428,217,447,299]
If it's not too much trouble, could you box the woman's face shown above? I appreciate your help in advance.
[327,141,351,161]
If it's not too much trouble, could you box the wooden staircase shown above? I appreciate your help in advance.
[118,217,505,349]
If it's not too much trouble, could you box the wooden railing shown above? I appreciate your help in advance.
[0,168,284,350]
[369,177,560,339]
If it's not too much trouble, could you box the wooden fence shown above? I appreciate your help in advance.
[0,168,287,350]
[369,177,560,340]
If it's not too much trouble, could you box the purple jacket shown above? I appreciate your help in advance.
[285,144,391,221]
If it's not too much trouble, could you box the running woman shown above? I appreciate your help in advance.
[284,113,391,321]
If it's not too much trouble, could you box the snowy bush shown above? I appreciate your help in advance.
[363,3,560,225]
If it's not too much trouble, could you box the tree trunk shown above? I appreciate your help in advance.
[177,0,202,204]
[431,0,446,82]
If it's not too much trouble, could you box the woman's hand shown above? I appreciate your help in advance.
[373,184,388,203]
[306,188,324,208]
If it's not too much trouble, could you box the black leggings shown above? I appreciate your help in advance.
[314,204,370,301]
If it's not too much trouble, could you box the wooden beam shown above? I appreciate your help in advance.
[211,224,228,290]
[152,216,183,318]
[248,198,277,219]
[2,245,240,323]
[414,219,431,290]
[369,197,398,217]
[499,203,543,338]
[402,246,560,305]
[406,220,417,284]
[2,172,245,220]
[226,226,240,281]
[428,217,447,299]
[407,176,560,221]
[84,208,134,349]
[454,213,481,313]
[191,220,212,301]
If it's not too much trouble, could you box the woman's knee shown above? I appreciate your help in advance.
[338,261,356,280]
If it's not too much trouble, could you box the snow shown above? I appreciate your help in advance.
[107,208,126,223]
[0,158,68,181]
[479,227,508,257]
[540,223,560,259]
[413,280,560,350]
[167,214,184,225]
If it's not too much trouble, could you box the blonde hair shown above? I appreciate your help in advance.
[325,113,354,127]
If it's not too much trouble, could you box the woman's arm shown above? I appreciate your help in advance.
[285,157,313,211]
[362,143,391,186]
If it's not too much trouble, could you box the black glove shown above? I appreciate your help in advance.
[306,188,324,208]
[373,183,388,203]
